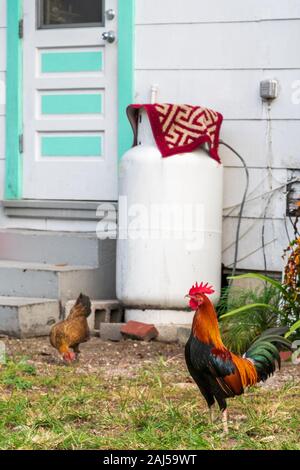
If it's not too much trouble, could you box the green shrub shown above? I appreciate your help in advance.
[217,283,281,354]
[218,272,300,354]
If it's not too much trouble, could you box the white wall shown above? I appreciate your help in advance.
[135,0,300,272]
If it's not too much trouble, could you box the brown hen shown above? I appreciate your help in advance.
[50,293,91,363]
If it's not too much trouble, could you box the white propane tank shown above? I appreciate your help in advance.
[117,110,223,325]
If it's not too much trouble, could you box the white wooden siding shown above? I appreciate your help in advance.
[136,0,300,24]
[135,0,300,272]
[223,168,287,219]
[0,0,6,26]
[221,120,300,169]
[136,70,300,120]
[136,22,300,70]
[222,218,293,272]
[0,28,5,72]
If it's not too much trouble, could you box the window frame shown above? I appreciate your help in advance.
[36,0,106,29]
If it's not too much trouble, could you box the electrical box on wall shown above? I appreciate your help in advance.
[260,79,278,100]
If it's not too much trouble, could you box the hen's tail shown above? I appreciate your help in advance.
[245,327,292,381]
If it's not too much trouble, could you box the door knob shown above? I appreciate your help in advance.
[106,9,116,21]
[102,31,116,43]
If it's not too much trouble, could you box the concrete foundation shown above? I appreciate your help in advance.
[0,297,60,338]
[125,309,194,325]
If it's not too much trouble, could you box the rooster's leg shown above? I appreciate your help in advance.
[222,409,228,434]
[209,404,216,424]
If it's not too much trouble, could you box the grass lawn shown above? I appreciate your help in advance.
[0,337,299,450]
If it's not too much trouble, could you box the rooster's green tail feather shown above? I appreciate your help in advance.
[245,327,292,382]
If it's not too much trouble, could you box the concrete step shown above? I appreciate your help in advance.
[0,260,115,304]
[0,229,116,267]
[0,296,60,338]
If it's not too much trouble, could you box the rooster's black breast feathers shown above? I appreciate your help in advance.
[185,335,235,378]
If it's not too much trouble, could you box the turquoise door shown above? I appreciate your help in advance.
[22,0,118,200]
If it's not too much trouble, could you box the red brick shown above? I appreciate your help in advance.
[121,321,158,342]
[280,351,292,362]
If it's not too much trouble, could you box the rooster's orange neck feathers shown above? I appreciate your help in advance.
[192,295,226,350]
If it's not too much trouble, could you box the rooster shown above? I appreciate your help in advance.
[50,293,91,363]
[185,282,291,433]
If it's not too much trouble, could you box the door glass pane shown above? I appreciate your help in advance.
[40,0,104,27]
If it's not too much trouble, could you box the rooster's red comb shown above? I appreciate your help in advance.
[189,282,215,296]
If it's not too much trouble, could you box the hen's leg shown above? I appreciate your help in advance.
[72,344,81,360]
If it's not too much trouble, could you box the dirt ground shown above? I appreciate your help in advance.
[1,335,183,377]
[1,335,299,388]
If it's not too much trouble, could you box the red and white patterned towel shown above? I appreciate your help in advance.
[127,103,223,163]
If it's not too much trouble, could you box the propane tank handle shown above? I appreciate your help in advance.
[150,84,159,104]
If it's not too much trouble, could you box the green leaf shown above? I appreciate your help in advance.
[285,319,300,338]
[228,273,286,294]
[219,303,274,320]
[261,327,289,337]
[250,335,291,351]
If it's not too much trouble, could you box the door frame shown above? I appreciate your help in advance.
[5,0,135,200]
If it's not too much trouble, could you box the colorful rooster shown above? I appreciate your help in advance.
[185,282,291,433]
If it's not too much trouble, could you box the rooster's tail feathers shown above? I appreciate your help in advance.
[245,327,292,382]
